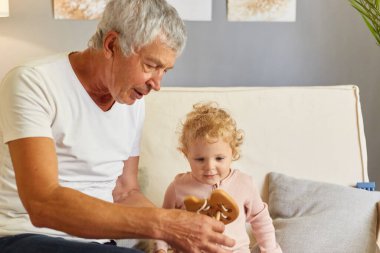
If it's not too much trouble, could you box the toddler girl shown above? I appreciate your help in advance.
[155,102,282,253]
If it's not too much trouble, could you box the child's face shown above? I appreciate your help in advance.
[186,138,233,185]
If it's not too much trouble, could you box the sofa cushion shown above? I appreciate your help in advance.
[266,172,380,253]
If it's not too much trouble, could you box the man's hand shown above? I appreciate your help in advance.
[161,209,235,253]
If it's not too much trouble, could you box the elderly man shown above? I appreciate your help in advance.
[0,0,235,252]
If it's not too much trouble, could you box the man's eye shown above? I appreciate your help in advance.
[145,64,155,69]
[144,63,157,71]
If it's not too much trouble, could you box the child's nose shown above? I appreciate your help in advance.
[205,160,215,170]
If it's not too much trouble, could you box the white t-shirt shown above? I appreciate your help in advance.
[0,53,145,240]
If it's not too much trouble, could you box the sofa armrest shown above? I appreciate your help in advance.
[377,202,380,249]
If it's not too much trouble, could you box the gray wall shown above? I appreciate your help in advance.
[1,0,380,187]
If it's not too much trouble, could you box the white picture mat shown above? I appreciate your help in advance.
[167,0,212,21]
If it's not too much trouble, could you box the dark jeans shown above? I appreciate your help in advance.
[0,234,143,253]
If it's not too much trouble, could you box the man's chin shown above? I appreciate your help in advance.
[115,97,135,105]
[122,100,136,105]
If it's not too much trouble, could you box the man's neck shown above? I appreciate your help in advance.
[68,49,115,111]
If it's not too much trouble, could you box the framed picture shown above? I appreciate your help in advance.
[53,0,212,21]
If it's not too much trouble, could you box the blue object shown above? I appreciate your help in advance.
[356,182,376,191]
[0,233,140,253]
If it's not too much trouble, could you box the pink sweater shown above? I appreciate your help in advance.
[155,169,282,253]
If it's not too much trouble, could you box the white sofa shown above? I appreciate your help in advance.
[128,85,380,252]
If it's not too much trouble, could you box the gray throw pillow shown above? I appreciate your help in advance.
[267,172,380,253]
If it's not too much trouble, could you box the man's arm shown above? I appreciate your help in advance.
[9,137,235,252]
[112,156,155,207]
[8,137,159,239]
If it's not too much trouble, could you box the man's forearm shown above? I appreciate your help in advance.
[30,185,161,239]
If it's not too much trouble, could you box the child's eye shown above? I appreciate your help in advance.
[216,157,225,161]
[195,158,204,162]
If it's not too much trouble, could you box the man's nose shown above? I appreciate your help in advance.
[150,80,160,91]
[149,69,164,91]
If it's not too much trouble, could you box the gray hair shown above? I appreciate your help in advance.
[88,0,187,56]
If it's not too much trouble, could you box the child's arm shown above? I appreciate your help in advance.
[246,177,282,253]
[248,202,282,253]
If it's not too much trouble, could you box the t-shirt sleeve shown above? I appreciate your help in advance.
[0,67,55,143]
[162,181,177,209]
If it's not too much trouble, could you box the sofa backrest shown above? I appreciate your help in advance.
[138,85,368,204]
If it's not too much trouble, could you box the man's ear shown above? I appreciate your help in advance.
[103,31,119,59]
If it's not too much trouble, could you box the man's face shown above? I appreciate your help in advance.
[108,37,177,105]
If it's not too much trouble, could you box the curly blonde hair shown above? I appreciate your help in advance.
[178,102,244,160]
